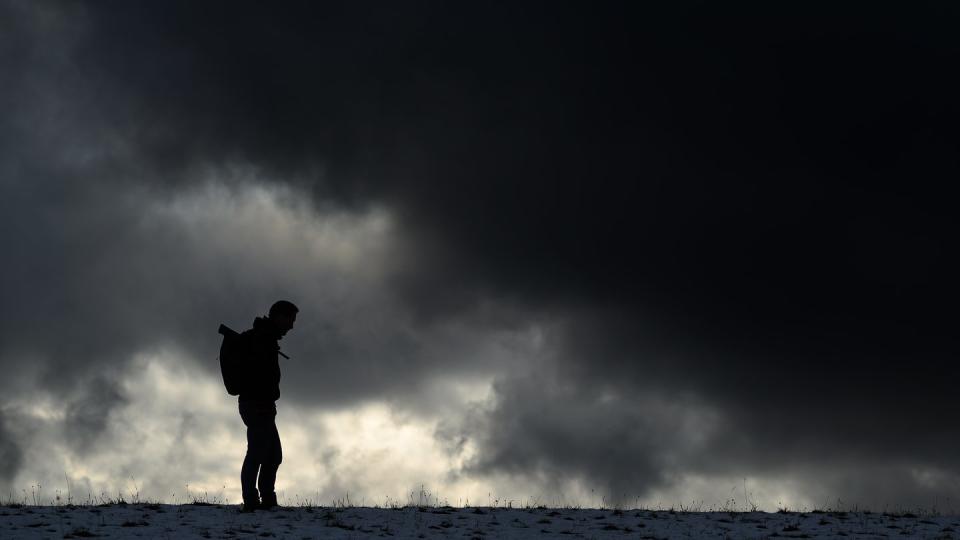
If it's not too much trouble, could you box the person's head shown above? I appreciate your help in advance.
[268,300,299,337]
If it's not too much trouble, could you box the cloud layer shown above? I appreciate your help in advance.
[2,1,960,510]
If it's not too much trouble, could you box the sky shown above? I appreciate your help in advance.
[2,1,959,511]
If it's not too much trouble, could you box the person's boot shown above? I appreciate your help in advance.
[259,492,278,511]
[240,498,260,513]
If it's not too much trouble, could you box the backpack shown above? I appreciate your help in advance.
[218,323,245,395]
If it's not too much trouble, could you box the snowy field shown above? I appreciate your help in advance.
[2,503,958,539]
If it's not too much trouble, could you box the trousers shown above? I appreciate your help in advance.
[239,399,282,503]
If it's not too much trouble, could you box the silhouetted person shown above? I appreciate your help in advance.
[238,300,298,512]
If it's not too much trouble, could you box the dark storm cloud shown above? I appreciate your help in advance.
[448,366,720,504]
[4,0,960,506]
[63,378,128,455]
[0,410,24,484]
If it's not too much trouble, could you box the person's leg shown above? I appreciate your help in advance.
[257,463,279,506]
[240,454,261,504]
[257,409,283,508]
[239,402,271,507]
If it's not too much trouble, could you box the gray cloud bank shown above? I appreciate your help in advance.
[2,0,960,509]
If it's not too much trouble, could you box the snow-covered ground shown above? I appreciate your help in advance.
[1,503,957,539]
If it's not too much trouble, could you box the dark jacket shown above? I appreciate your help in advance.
[238,317,282,402]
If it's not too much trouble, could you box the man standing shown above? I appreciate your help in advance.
[238,300,298,512]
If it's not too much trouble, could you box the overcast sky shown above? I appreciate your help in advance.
[2,1,959,510]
